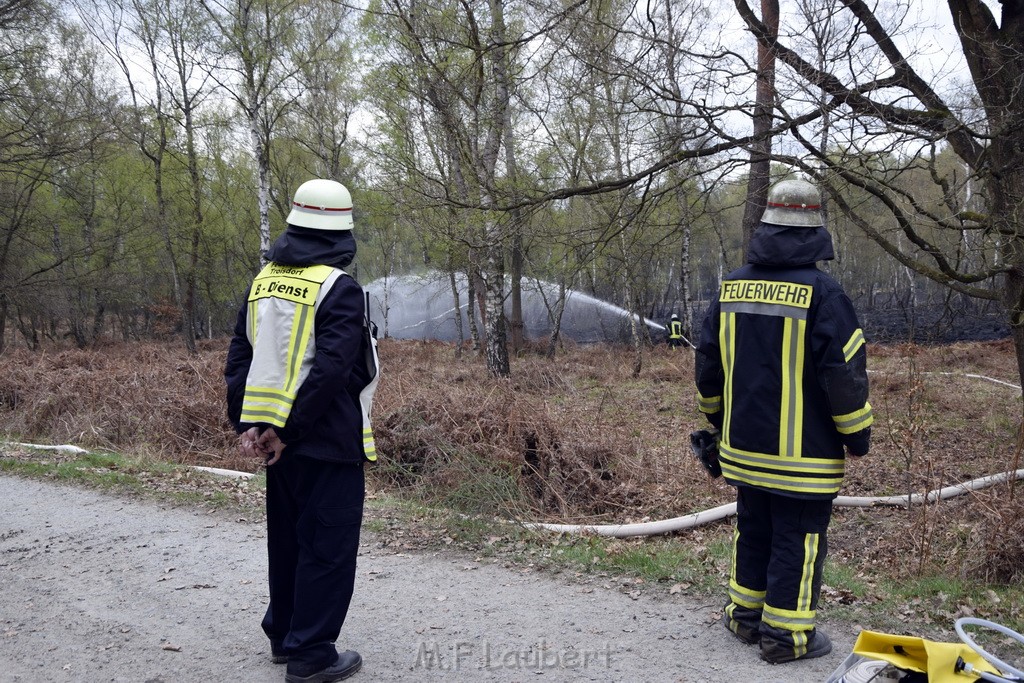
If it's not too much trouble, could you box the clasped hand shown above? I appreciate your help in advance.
[239,426,287,466]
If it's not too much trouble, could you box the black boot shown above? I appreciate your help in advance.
[760,626,831,664]
[285,651,362,682]
[722,603,762,645]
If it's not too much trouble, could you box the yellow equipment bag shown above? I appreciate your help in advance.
[853,630,1000,682]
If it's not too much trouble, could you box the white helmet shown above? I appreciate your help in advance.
[286,179,354,231]
[761,179,823,227]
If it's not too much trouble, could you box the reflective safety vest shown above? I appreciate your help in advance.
[669,320,683,340]
[241,263,379,461]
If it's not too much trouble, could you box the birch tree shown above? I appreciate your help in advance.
[201,0,321,256]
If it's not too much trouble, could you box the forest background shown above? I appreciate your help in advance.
[0,0,1017,369]
[1,0,1024,639]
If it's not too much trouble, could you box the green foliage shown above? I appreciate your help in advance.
[0,0,1014,370]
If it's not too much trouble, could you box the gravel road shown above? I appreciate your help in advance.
[0,475,856,682]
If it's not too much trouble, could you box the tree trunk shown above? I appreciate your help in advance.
[249,106,272,259]
[448,267,464,359]
[545,279,567,360]
[677,189,694,343]
[1001,248,1024,406]
[740,0,778,257]
[0,294,6,353]
[478,0,512,378]
[466,266,480,352]
[180,48,205,355]
[509,224,525,352]
[503,86,525,353]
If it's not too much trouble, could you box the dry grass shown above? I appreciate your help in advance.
[0,337,1021,584]
[0,340,240,468]
[372,340,718,521]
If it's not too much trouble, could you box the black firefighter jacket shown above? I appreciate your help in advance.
[695,222,872,500]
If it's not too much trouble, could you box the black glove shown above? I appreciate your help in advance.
[690,429,722,478]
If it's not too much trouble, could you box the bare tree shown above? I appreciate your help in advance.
[734,0,1024,403]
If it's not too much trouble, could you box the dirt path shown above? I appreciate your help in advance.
[0,476,855,682]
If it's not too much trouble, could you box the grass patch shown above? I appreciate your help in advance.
[1,449,151,491]
[821,567,1024,638]
[544,534,731,591]
[0,443,267,512]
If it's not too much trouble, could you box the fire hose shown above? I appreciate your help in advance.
[954,617,1024,682]
[523,468,1024,538]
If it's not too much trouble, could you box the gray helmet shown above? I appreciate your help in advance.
[760,179,823,227]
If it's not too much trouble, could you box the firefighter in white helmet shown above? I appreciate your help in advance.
[694,178,872,664]
[226,178,379,683]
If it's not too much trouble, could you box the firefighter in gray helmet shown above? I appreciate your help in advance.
[226,178,379,682]
[695,177,872,664]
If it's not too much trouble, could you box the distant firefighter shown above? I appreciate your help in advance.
[667,313,684,348]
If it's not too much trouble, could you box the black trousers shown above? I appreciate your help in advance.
[725,486,831,653]
[262,455,365,675]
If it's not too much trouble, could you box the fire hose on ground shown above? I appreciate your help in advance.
[523,468,1024,538]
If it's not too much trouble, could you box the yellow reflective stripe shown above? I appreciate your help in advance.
[728,528,765,609]
[843,328,865,362]
[763,603,815,631]
[241,386,296,427]
[720,443,845,475]
[794,629,809,659]
[363,427,377,462]
[720,464,843,495]
[248,300,258,343]
[834,402,874,434]
[729,527,738,590]
[240,406,289,428]
[719,443,844,495]
[284,304,313,394]
[729,579,766,609]
[793,319,806,454]
[780,318,792,456]
[243,395,292,412]
[729,588,764,610]
[244,386,295,401]
[697,392,721,414]
[798,533,820,613]
[724,603,743,634]
[779,318,806,458]
[720,311,736,443]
